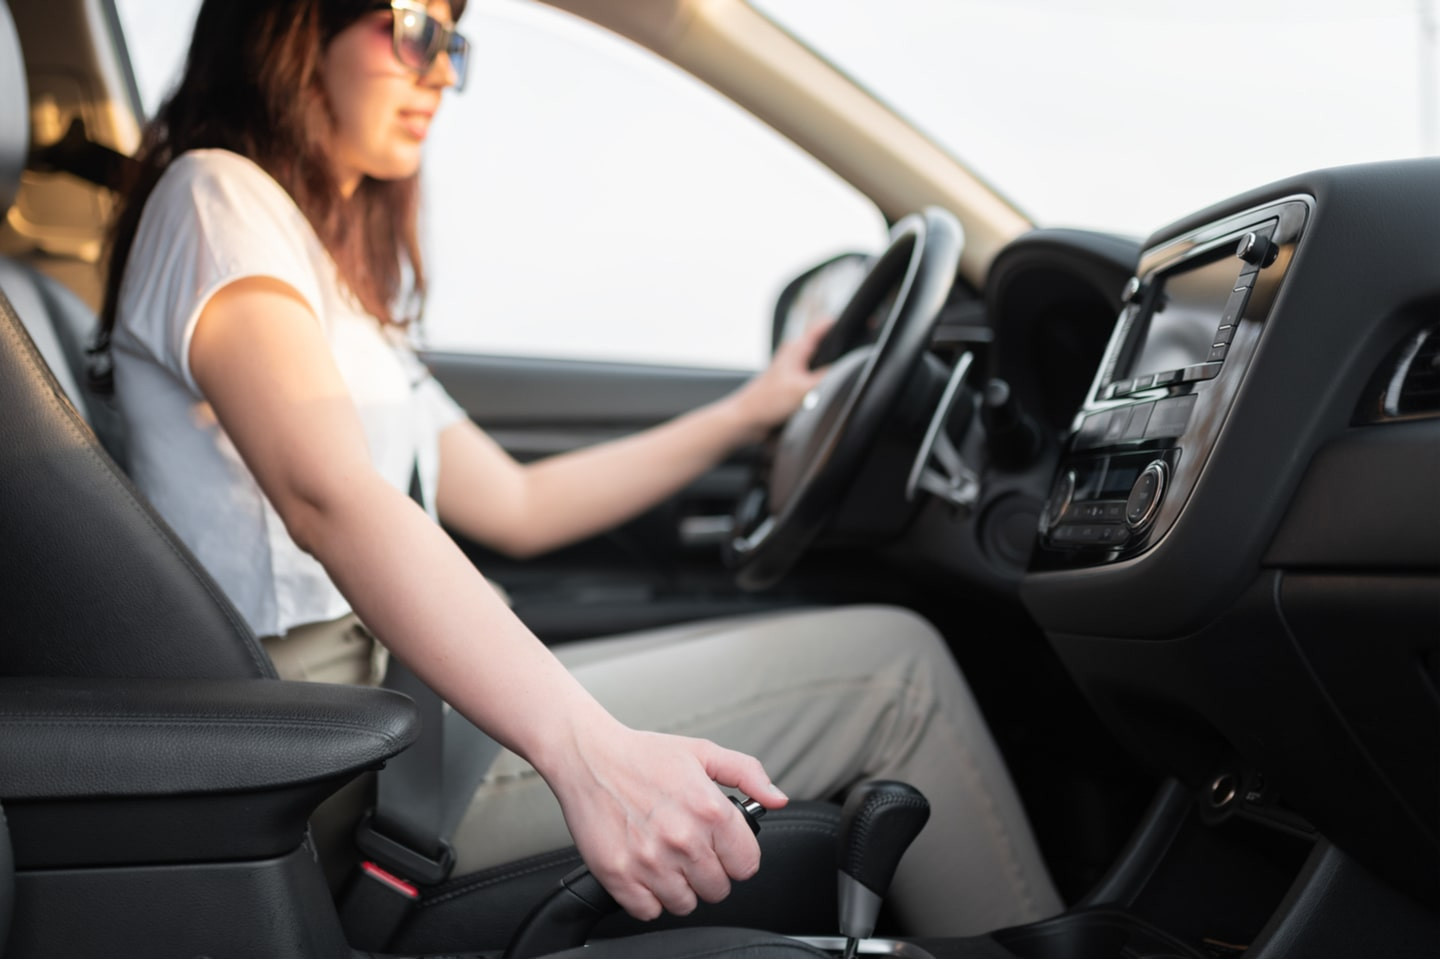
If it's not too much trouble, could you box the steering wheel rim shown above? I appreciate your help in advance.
[728,207,964,590]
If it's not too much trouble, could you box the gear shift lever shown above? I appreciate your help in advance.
[836,781,931,959]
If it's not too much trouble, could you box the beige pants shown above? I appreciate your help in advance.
[264,606,1061,936]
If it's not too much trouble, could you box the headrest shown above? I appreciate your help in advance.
[0,0,28,218]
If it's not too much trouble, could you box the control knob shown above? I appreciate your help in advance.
[1236,232,1278,267]
[1125,460,1168,531]
[1041,469,1076,534]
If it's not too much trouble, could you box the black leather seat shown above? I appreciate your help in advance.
[0,3,843,955]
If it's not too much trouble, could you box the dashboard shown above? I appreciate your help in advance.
[1035,198,1307,566]
[976,158,1440,912]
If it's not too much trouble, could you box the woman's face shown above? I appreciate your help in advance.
[322,1,458,194]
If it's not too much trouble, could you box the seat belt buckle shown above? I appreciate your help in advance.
[340,860,423,951]
[355,810,457,886]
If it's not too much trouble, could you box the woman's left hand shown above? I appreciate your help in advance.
[729,319,836,442]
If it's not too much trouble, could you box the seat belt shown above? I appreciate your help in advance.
[340,462,503,950]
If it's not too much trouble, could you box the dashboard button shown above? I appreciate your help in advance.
[1214,324,1236,345]
[1183,362,1223,381]
[1207,343,1229,362]
[1098,524,1128,544]
[1219,286,1250,328]
[1122,402,1154,440]
[1130,374,1156,391]
[1051,521,1127,546]
[1146,395,1197,438]
[1050,525,1082,544]
[1125,460,1169,530]
[1153,370,1180,387]
[1102,410,1130,444]
[1075,411,1110,450]
[1112,379,1135,397]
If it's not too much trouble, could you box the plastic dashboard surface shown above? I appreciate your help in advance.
[1012,158,1440,909]
[1020,158,1440,640]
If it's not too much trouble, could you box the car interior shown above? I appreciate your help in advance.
[1,0,1437,957]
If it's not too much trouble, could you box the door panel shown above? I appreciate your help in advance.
[425,352,751,431]
[422,351,810,643]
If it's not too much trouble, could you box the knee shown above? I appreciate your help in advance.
[848,604,948,657]
[819,604,959,682]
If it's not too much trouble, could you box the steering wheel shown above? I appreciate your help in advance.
[727,207,964,590]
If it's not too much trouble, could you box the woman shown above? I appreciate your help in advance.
[100,0,1061,936]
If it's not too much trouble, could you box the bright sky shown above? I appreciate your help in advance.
[755,0,1439,236]
[114,0,1439,367]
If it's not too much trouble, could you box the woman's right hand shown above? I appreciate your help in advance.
[539,717,788,920]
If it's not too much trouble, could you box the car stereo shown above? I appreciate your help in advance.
[1099,220,1277,400]
[1035,197,1311,568]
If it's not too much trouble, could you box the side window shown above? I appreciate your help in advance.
[114,1,887,371]
[421,3,885,370]
[114,2,198,114]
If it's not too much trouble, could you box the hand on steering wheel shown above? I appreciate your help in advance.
[729,318,837,443]
[727,208,965,590]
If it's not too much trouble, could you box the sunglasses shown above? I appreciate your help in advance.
[380,0,470,91]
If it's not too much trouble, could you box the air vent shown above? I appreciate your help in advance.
[1384,325,1440,418]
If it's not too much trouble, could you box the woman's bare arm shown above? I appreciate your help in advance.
[434,320,832,558]
[188,277,788,919]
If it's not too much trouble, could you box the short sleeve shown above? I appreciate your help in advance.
[416,374,470,432]
[390,336,470,432]
[116,150,328,396]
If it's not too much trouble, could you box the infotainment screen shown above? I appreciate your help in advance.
[1125,254,1239,380]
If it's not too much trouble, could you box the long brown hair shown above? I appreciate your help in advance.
[96,0,466,389]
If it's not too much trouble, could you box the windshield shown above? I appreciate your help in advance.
[750,0,1437,237]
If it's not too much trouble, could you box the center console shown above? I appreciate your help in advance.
[1034,198,1310,568]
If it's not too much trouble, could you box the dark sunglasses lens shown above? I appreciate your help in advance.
[447,35,470,90]
[393,6,467,88]
[393,7,441,72]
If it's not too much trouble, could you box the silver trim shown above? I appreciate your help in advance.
[838,873,885,941]
[1382,325,1437,418]
[794,936,936,958]
[1125,461,1168,531]
[678,515,734,546]
[1209,773,1238,809]
[1041,469,1076,534]
[729,515,774,557]
[904,351,979,512]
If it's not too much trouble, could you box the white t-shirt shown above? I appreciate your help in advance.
[113,149,468,638]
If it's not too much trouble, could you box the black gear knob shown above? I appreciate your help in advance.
[836,780,931,942]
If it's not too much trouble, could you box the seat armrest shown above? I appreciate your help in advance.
[0,677,417,797]
[0,677,420,868]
